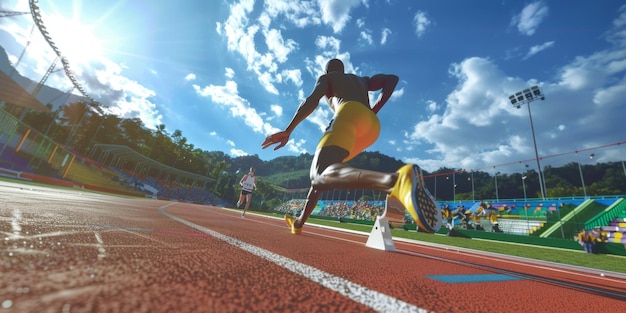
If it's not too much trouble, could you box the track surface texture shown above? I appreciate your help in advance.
[1,181,625,312]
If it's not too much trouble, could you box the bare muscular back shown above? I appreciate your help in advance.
[322,72,370,111]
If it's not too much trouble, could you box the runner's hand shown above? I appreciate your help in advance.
[262,131,289,150]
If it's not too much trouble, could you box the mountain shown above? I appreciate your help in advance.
[0,44,85,110]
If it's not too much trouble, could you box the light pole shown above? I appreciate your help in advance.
[434,175,437,200]
[453,172,456,203]
[494,171,500,202]
[575,151,595,198]
[469,172,475,202]
[576,152,595,198]
[509,85,547,199]
[446,174,456,203]
[522,175,527,202]
[576,151,587,197]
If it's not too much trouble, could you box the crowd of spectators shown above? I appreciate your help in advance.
[275,199,389,222]
[274,199,306,216]
[274,198,545,230]
[577,227,608,254]
[440,201,504,233]
[317,200,386,221]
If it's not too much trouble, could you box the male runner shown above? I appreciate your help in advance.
[262,58,441,234]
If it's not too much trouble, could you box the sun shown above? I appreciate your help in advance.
[44,14,104,65]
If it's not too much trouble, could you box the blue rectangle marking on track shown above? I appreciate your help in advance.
[427,274,524,284]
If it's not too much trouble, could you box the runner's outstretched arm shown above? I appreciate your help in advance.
[262,75,328,150]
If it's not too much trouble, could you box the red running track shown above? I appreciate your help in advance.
[1,180,625,312]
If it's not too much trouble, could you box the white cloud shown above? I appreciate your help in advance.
[225,67,235,79]
[390,87,404,101]
[413,11,431,38]
[309,105,333,132]
[281,68,303,87]
[360,31,373,46]
[185,73,196,81]
[218,0,314,95]
[523,41,555,60]
[230,148,249,156]
[263,28,298,63]
[315,35,341,52]
[403,26,626,173]
[263,0,321,28]
[381,28,392,45]
[192,76,280,136]
[426,100,438,113]
[56,58,163,128]
[270,104,283,116]
[317,0,363,33]
[286,137,308,154]
[356,18,365,28]
[556,40,626,91]
[403,57,540,172]
[512,1,549,36]
[594,76,626,107]
[606,6,626,46]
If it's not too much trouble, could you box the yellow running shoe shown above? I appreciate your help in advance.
[388,164,442,233]
[285,214,302,234]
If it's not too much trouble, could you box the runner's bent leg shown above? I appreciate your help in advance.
[311,146,397,193]
[295,145,398,228]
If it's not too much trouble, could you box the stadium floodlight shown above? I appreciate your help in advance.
[509,85,547,199]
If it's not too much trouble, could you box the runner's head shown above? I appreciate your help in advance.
[325,58,344,74]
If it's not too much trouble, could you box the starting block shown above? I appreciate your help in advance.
[365,195,407,251]
[365,216,395,251]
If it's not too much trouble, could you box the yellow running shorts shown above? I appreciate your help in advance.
[316,101,380,162]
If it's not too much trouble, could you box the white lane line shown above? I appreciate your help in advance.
[10,209,22,238]
[94,232,106,260]
[158,203,428,313]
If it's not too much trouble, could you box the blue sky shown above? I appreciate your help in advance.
[1,0,625,174]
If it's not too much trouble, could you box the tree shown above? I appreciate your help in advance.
[253,178,276,210]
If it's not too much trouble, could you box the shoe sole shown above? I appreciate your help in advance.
[389,164,442,233]
[414,166,442,233]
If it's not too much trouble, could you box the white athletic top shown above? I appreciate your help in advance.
[241,174,256,192]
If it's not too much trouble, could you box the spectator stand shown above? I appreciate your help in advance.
[90,145,228,206]
[585,198,626,244]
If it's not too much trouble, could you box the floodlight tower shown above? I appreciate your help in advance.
[509,86,547,199]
